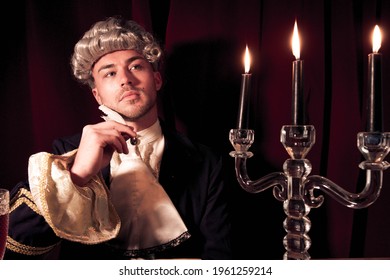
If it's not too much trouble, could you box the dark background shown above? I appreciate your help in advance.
[2,0,390,259]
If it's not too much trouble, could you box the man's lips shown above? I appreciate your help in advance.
[120,90,139,101]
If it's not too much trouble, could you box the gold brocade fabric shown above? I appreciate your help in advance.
[28,150,121,244]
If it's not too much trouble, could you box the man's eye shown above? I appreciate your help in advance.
[130,64,143,71]
[105,71,116,77]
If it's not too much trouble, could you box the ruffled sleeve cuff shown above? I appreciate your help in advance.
[28,150,120,244]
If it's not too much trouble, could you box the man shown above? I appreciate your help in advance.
[5,16,232,259]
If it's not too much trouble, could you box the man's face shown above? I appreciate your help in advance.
[91,49,162,122]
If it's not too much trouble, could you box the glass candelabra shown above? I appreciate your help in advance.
[229,125,390,260]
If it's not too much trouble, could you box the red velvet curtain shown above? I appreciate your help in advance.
[2,0,390,259]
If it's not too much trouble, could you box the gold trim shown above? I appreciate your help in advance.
[10,188,41,214]
[38,153,53,227]
[6,236,60,256]
[10,187,34,203]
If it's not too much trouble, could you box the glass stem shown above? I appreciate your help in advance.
[282,159,312,260]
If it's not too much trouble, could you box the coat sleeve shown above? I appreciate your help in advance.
[4,181,61,259]
[5,135,119,259]
[27,150,120,244]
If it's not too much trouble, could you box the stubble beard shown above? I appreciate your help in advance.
[120,98,155,122]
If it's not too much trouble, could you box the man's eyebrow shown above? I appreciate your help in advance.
[97,55,146,73]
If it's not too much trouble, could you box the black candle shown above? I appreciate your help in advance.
[367,25,383,132]
[237,45,252,129]
[291,21,305,125]
[292,60,304,125]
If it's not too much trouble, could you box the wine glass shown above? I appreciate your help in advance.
[0,188,9,260]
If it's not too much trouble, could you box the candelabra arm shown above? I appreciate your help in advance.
[305,168,387,209]
[229,128,287,196]
[304,131,390,209]
[234,156,288,195]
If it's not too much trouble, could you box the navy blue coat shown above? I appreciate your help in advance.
[5,121,232,259]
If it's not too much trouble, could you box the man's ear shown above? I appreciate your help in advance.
[154,72,163,91]
[92,88,102,104]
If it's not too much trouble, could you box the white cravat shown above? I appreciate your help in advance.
[99,105,189,257]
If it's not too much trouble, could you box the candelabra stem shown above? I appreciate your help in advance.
[282,158,312,260]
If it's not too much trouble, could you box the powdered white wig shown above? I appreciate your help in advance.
[71,16,162,88]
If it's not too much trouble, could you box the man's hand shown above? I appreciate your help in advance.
[70,121,137,186]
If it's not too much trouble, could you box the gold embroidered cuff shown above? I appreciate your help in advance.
[28,150,120,244]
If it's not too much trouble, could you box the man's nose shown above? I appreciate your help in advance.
[120,70,134,87]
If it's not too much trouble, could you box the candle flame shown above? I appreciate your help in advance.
[372,25,382,53]
[292,20,300,59]
[244,45,251,73]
